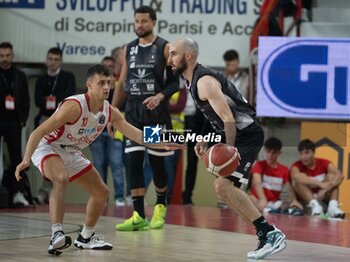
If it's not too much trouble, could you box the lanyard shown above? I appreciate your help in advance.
[233,72,242,83]
[48,74,59,95]
[0,72,14,95]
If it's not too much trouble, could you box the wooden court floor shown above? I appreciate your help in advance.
[0,205,349,262]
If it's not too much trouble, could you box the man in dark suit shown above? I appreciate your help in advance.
[0,41,30,206]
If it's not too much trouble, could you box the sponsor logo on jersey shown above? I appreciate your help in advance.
[132,68,152,79]
[78,128,96,135]
[98,115,105,124]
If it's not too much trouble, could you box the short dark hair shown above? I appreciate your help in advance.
[135,6,157,21]
[298,139,315,152]
[47,47,62,57]
[264,137,282,151]
[223,49,239,61]
[101,56,114,63]
[0,42,13,50]
[111,46,123,57]
[86,64,110,80]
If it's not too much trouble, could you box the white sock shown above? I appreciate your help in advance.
[52,223,63,238]
[309,199,319,206]
[81,225,94,239]
[328,200,338,207]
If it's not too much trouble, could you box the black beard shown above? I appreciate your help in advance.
[174,60,187,76]
[135,29,153,38]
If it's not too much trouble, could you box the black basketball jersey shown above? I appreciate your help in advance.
[125,36,168,100]
[188,64,256,134]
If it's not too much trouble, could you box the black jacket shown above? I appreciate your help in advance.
[0,67,30,126]
[34,69,76,117]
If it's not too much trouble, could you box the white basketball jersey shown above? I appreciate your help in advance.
[43,94,110,151]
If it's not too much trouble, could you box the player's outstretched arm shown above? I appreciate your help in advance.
[15,100,81,181]
[109,106,185,151]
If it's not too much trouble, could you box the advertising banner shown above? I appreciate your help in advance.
[0,0,261,67]
[257,37,350,120]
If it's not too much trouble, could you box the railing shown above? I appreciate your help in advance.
[250,0,302,51]
[250,0,279,52]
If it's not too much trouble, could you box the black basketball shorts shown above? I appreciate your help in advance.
[226,122,264,188]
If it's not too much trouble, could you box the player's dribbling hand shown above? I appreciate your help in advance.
[194,142,208,160]
[15,159,30,181]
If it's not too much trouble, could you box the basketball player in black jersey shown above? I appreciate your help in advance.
[111,6,179,231]
[168,38,287,260]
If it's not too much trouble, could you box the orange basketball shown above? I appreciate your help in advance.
[204,143,240,177]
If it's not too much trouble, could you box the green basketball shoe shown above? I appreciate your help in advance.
[115,211,149,231]
[150,204,167,229]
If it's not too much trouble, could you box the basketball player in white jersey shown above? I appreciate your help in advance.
[15,64,183,255]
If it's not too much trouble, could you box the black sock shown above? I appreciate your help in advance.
[253,216,274,237]
[132,196,145,218]
[156,190,167,206]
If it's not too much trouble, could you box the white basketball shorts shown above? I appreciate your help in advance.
[31,141,93,183]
